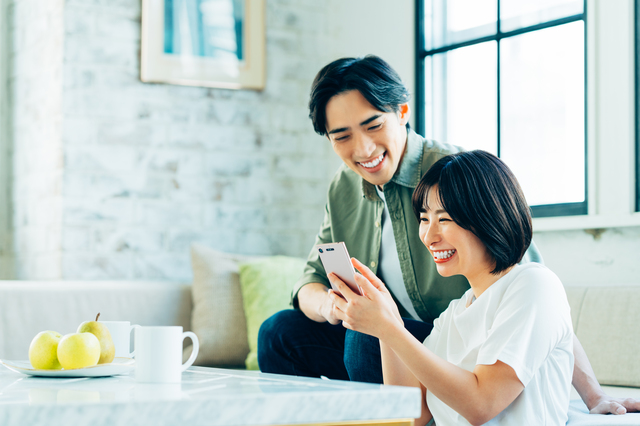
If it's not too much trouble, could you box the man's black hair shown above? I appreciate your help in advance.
[308,55,410,136]
[412,150,533,275]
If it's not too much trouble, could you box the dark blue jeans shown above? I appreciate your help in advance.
[257,309,433,383]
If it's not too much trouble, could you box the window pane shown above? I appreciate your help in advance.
[500,0,583,33]
[500,22,585,206]
[424,0,497,50]
[424,42,497,153]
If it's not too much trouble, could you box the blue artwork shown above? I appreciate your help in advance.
[164,0,244,60]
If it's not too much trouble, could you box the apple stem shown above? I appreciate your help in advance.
[96,313,100,321]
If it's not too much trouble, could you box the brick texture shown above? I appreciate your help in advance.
[5,0,343,280]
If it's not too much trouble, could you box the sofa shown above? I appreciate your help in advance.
[1,244,639,425]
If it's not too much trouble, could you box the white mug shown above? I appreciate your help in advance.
[100,321,140,358]
[134,326,199,383]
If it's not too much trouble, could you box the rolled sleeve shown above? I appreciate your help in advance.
[291,203,332,307]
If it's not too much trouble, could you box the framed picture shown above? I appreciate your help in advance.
[141,0,265,90]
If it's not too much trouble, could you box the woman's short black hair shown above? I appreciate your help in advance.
[308,55,410,136]
[412,150,532,275]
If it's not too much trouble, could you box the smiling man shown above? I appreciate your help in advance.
[257,55,640,416]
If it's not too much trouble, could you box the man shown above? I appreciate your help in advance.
[258,55,639,415]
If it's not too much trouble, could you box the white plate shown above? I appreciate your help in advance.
[0,357,135,378]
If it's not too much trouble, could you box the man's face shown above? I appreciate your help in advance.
[325,90,411,187]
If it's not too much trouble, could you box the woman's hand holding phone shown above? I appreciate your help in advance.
[328,258,403,340]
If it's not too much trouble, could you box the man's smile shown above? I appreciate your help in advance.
[358,152,386,171]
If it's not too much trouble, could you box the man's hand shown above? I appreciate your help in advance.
[588,395,640,415]
[298,282,342,324]
[572,335,640,415]
[318,288,342,325]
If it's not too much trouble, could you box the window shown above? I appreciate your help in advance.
[416,0,586,218]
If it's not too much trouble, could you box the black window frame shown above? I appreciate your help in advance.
[415,0,588,218]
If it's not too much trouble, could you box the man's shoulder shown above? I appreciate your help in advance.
[329,163,359,185]
[420,138,464,165]
[327,163,363,198]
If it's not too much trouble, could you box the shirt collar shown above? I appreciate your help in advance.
[361,129,424,199]
[391,129,423,188]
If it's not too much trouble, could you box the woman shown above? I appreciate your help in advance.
[328,150,574,426]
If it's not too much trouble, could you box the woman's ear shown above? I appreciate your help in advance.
[398,102,411,126]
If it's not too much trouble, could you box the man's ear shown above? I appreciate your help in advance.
[398,102,411,126]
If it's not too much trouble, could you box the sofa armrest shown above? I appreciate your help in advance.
[0,281,191,360]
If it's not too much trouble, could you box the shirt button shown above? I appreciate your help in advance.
[375,221,381,227]
[370,261,376,268]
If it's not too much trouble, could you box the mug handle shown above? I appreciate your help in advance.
[181,331,199,372]
[129,325,141,358]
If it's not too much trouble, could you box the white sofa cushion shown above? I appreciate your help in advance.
[566,287,640,387]
[0,281,191,360]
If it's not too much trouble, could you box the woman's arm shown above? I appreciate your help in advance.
[329,264,523,426]
[383,324,523,426]
[380,340,433,426]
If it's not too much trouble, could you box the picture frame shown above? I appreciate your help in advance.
[141,0,265,90]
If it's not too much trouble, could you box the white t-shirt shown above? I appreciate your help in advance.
[375,186,420,320]
[424,263,574,426]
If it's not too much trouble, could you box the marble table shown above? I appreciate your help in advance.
[0,366,421,426]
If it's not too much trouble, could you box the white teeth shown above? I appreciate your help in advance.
[360,153,385,169]
[433,250,455,260]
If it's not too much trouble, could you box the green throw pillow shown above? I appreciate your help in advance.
[238,256,306,370]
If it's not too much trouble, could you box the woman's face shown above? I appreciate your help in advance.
[418,186,494,283]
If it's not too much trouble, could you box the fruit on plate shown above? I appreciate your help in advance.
[57,332,101,369]
[28,330,63,370]
[77,313,115,364]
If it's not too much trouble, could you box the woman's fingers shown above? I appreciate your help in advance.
[328,273,356,302]
[354,273,378,298]
[351,258,388,292]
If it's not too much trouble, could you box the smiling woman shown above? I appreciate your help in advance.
[329,150,574,425]
[412,150,532,278]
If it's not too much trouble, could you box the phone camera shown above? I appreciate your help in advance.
[318,248,323,253]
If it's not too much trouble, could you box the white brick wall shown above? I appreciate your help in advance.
[0,0,10,279]
[5,0,344,280]
[8,0,64,279]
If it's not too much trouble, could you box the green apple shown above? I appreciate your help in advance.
[57,332,101,369]
[28,330,63,370]
[77,313,115,364]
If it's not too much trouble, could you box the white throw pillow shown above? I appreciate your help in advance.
[184,244,260,367]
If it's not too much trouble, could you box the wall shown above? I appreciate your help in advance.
[55,0,335,280]
[0,0,9,278]
[5,0,329,280]
[533,227,640,287]
[331,1,416,124]
[7,0,65,279]
[2,0,416,281]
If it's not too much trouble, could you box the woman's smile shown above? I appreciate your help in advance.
[431,249,456,263]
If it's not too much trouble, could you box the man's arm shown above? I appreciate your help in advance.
[572,335,640,414]
[298,283,342,324]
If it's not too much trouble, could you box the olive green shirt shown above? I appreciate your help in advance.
[293,130,542,323]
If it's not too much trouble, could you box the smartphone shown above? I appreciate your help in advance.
[316,242,361,296]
